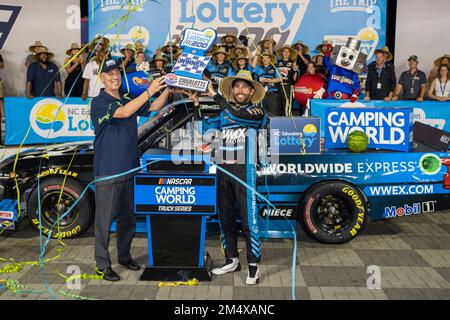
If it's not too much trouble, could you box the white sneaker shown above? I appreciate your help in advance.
[212,259,241,275]
[246,265,260,285]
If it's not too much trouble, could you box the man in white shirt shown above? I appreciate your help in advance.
[82,45,106,100]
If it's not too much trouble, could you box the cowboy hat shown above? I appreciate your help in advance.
[257,53,277,66]
[220,33,238,45]
[381,46,393,62]
[434,54,450,68]
[160,42,181,53]
[316,40,330,54]
[66,43,82,56]
[291,41,309,54]
[220,70,266,104]
[35,47,54,60]
[89,36,110,51]
[258,38,277,48]
[29,41,46,52]
[276,45,298,61]
[231,45,248,59]
[206,44,219,56]
[120,43,137,56]
[212,47,230,58]
[232,54,249,70]
[153,54,169,64]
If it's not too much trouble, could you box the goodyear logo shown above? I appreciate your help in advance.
[30,99,94,139]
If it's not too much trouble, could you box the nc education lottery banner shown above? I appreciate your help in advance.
[89,0,387,62]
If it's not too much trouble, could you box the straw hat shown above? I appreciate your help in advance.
[89,36,110,51]
[161,42,181,54]
[316,40,330,54]
[220,33,238,45]
[120,43,137,56]
[232,54,249,70]
[258,38,277,48]
[276,45,298,62]
[291,40,309,54]
[35,47,54,60]
[206,44,219,56]
[381,46,393,62]
[434,54,450,68]
[231,45,248,59]
[29,41,46,53]
[220,70,266,104]
[66,43,82,56]
[153,54,169,64]
[257,53,277,66]
[212,47,230,58]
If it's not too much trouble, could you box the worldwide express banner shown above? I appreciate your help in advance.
[89,0,387,62]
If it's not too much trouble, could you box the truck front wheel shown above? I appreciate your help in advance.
[299,181,369,244]
[27,177,94,239]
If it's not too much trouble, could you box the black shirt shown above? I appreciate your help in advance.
[296,53,311,76]
[398,69,427,100]
[365,64,397,100]
[276,59,296,85]
[90,89,151,176]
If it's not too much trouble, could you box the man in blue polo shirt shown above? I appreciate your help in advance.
[90,59,169,281]
[26,47,63,99]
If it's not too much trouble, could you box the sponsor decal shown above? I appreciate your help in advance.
[325,107,414,152]
[413,108,446,129]
[366,184,435,197]
[158,178,193,185]
[384,201,436,218]
[0,219,14,230]
[0,211,14,219]
[270,117,321,154]
[260,208,294,218]
[37,167,78,179]
[342,187,365,237]
[155,186,196,204]
[30,99,93,139]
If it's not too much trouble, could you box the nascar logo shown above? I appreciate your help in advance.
[158,178,193,185]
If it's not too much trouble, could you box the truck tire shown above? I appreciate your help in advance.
[298,181,369,244]
[27,177,94,239]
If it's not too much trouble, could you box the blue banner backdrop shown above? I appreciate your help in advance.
[310,100,450,138]
[88,0,387,63]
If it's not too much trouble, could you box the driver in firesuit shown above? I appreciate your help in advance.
[183,70,267,285]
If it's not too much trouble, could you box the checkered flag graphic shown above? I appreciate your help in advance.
[172,53,210,76]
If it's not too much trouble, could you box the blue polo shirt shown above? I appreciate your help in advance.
[90,89,151,177]
[26,61,61,97]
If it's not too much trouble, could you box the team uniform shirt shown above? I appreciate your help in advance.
[205,60,233,89]
[398,70,427,100]
[228,64,254,77]
[253,65,281,93]
[90,89,151,177]
[200,94,267,176]
[82,60,105,98]
[323,56,361,98]
[26,61,61,97]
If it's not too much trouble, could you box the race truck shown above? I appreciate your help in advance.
[1,97,450,244]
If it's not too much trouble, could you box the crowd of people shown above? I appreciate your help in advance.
[0,35,449,119]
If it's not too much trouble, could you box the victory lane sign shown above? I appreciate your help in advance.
[165,28,217,92]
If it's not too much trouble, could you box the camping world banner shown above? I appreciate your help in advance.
[89,0,387,62]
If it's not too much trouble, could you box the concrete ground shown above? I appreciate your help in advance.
[1,210,450,300]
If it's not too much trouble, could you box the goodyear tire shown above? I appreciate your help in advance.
[27,177,94,239]
[299,181,369,244]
